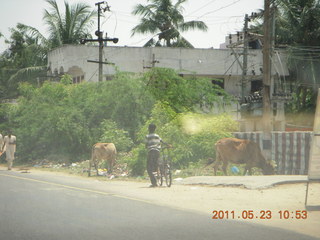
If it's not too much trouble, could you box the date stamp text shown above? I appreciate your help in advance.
[212,210,308,220]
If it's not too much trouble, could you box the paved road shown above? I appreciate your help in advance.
[0,170,317,240]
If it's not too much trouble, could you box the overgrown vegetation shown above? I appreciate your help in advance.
[0,69,238,176]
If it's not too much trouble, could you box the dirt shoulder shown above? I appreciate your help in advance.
[88,178,320,238]
[4,167,320,238]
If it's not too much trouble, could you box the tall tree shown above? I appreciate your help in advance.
[0,24,47,99]
[0,0,97,99]
[43,0,96,48]
[275,0,320,113]
[250,0,320,113]
[131,0,208,48]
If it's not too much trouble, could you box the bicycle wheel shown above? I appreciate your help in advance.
[165,164,172,187]
[157,166,163,186]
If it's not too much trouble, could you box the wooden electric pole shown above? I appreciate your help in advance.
[262,0,273,159]
[80,1,119,82]
[241,14,250,102]
[262,0,273,133]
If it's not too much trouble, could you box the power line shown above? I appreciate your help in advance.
[186,0,218,17]
[196,0,241,20]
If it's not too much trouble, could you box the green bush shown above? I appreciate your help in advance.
[127,144,147,176]
[99,119,133,152]
[7,72,154,163]
[130,102,238,175]
[2,68,237,176]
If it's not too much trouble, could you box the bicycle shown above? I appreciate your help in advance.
[157,145,173,187]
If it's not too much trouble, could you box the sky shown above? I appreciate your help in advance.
[0,0,264,53]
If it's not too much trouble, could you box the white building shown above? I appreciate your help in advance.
[47,45,289,97]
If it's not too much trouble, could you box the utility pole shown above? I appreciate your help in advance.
[229,13,260,103]
[241,14,250,103]
[262,0,272,133]
[80,1,119,82]
[262,0,273,157]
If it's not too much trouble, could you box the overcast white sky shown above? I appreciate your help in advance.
[0,0,264,53]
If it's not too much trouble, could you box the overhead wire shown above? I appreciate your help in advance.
[196,0,241,20]
[186,0,218,17]
[114,0,254,47]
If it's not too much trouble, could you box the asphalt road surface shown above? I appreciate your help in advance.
[0,170,317,240]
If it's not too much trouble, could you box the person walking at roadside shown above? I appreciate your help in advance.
[2,131,16,170]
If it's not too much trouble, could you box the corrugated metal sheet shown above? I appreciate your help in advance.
[233,132,312,175]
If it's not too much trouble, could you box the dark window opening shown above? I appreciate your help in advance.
[106,75,113,81]
[251,80,262,93]
[212,78,224,89]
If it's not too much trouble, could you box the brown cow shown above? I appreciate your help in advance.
[213,138,274,175]
[88,143,117,177]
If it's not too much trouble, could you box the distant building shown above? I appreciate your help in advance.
[47,45,289,98]
[220,32,263,50]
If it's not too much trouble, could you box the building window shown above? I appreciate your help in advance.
[105,75,113,81]
[72,75,85,84]
[251,80,263,93]
[212,78,224,89]
[59,66,64,75]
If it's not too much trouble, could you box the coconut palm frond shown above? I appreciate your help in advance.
[9,66,47,83]
[43,0,95,47]
[16,23,49,46]
[179,21,208,32]
[131,19,159,36]
[132,4,156,18]
[143,38,157,47]
[173,36,194,48]
[132,0,207,47]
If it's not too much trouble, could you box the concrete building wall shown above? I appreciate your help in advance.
[47,45,289,96]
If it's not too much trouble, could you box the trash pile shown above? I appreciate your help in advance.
[89,163,129,179]
[33,159,129,179]
[33,159,69,169]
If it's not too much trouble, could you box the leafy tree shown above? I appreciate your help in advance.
[0,24,47,99]
[99,120,133,152]
[144,68,231,112]
[8,72,155,162]
[3,68,235,176]
[0,0,97,100]
[16,0,97,49]
[131,0,208,47]
[42,0,96,48]
[276,0,320,113]
[250,0,320,115]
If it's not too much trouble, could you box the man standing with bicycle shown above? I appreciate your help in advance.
[145,123,166,188]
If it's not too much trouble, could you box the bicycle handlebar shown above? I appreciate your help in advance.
[161,144,173,149]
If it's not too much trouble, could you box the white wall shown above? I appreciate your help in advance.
[48,45,289,96]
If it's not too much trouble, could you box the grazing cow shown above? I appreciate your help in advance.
[213,138,274,175]
[89,143,116,177]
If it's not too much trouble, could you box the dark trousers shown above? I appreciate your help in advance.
[147,149,160,186]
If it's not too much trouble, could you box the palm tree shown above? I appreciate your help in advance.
[131,0,208,48]
[274,0,320,46]
[0,0,97,99]
[16,0,96,49]
[43,0,96,48]
[250,0,320,114]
